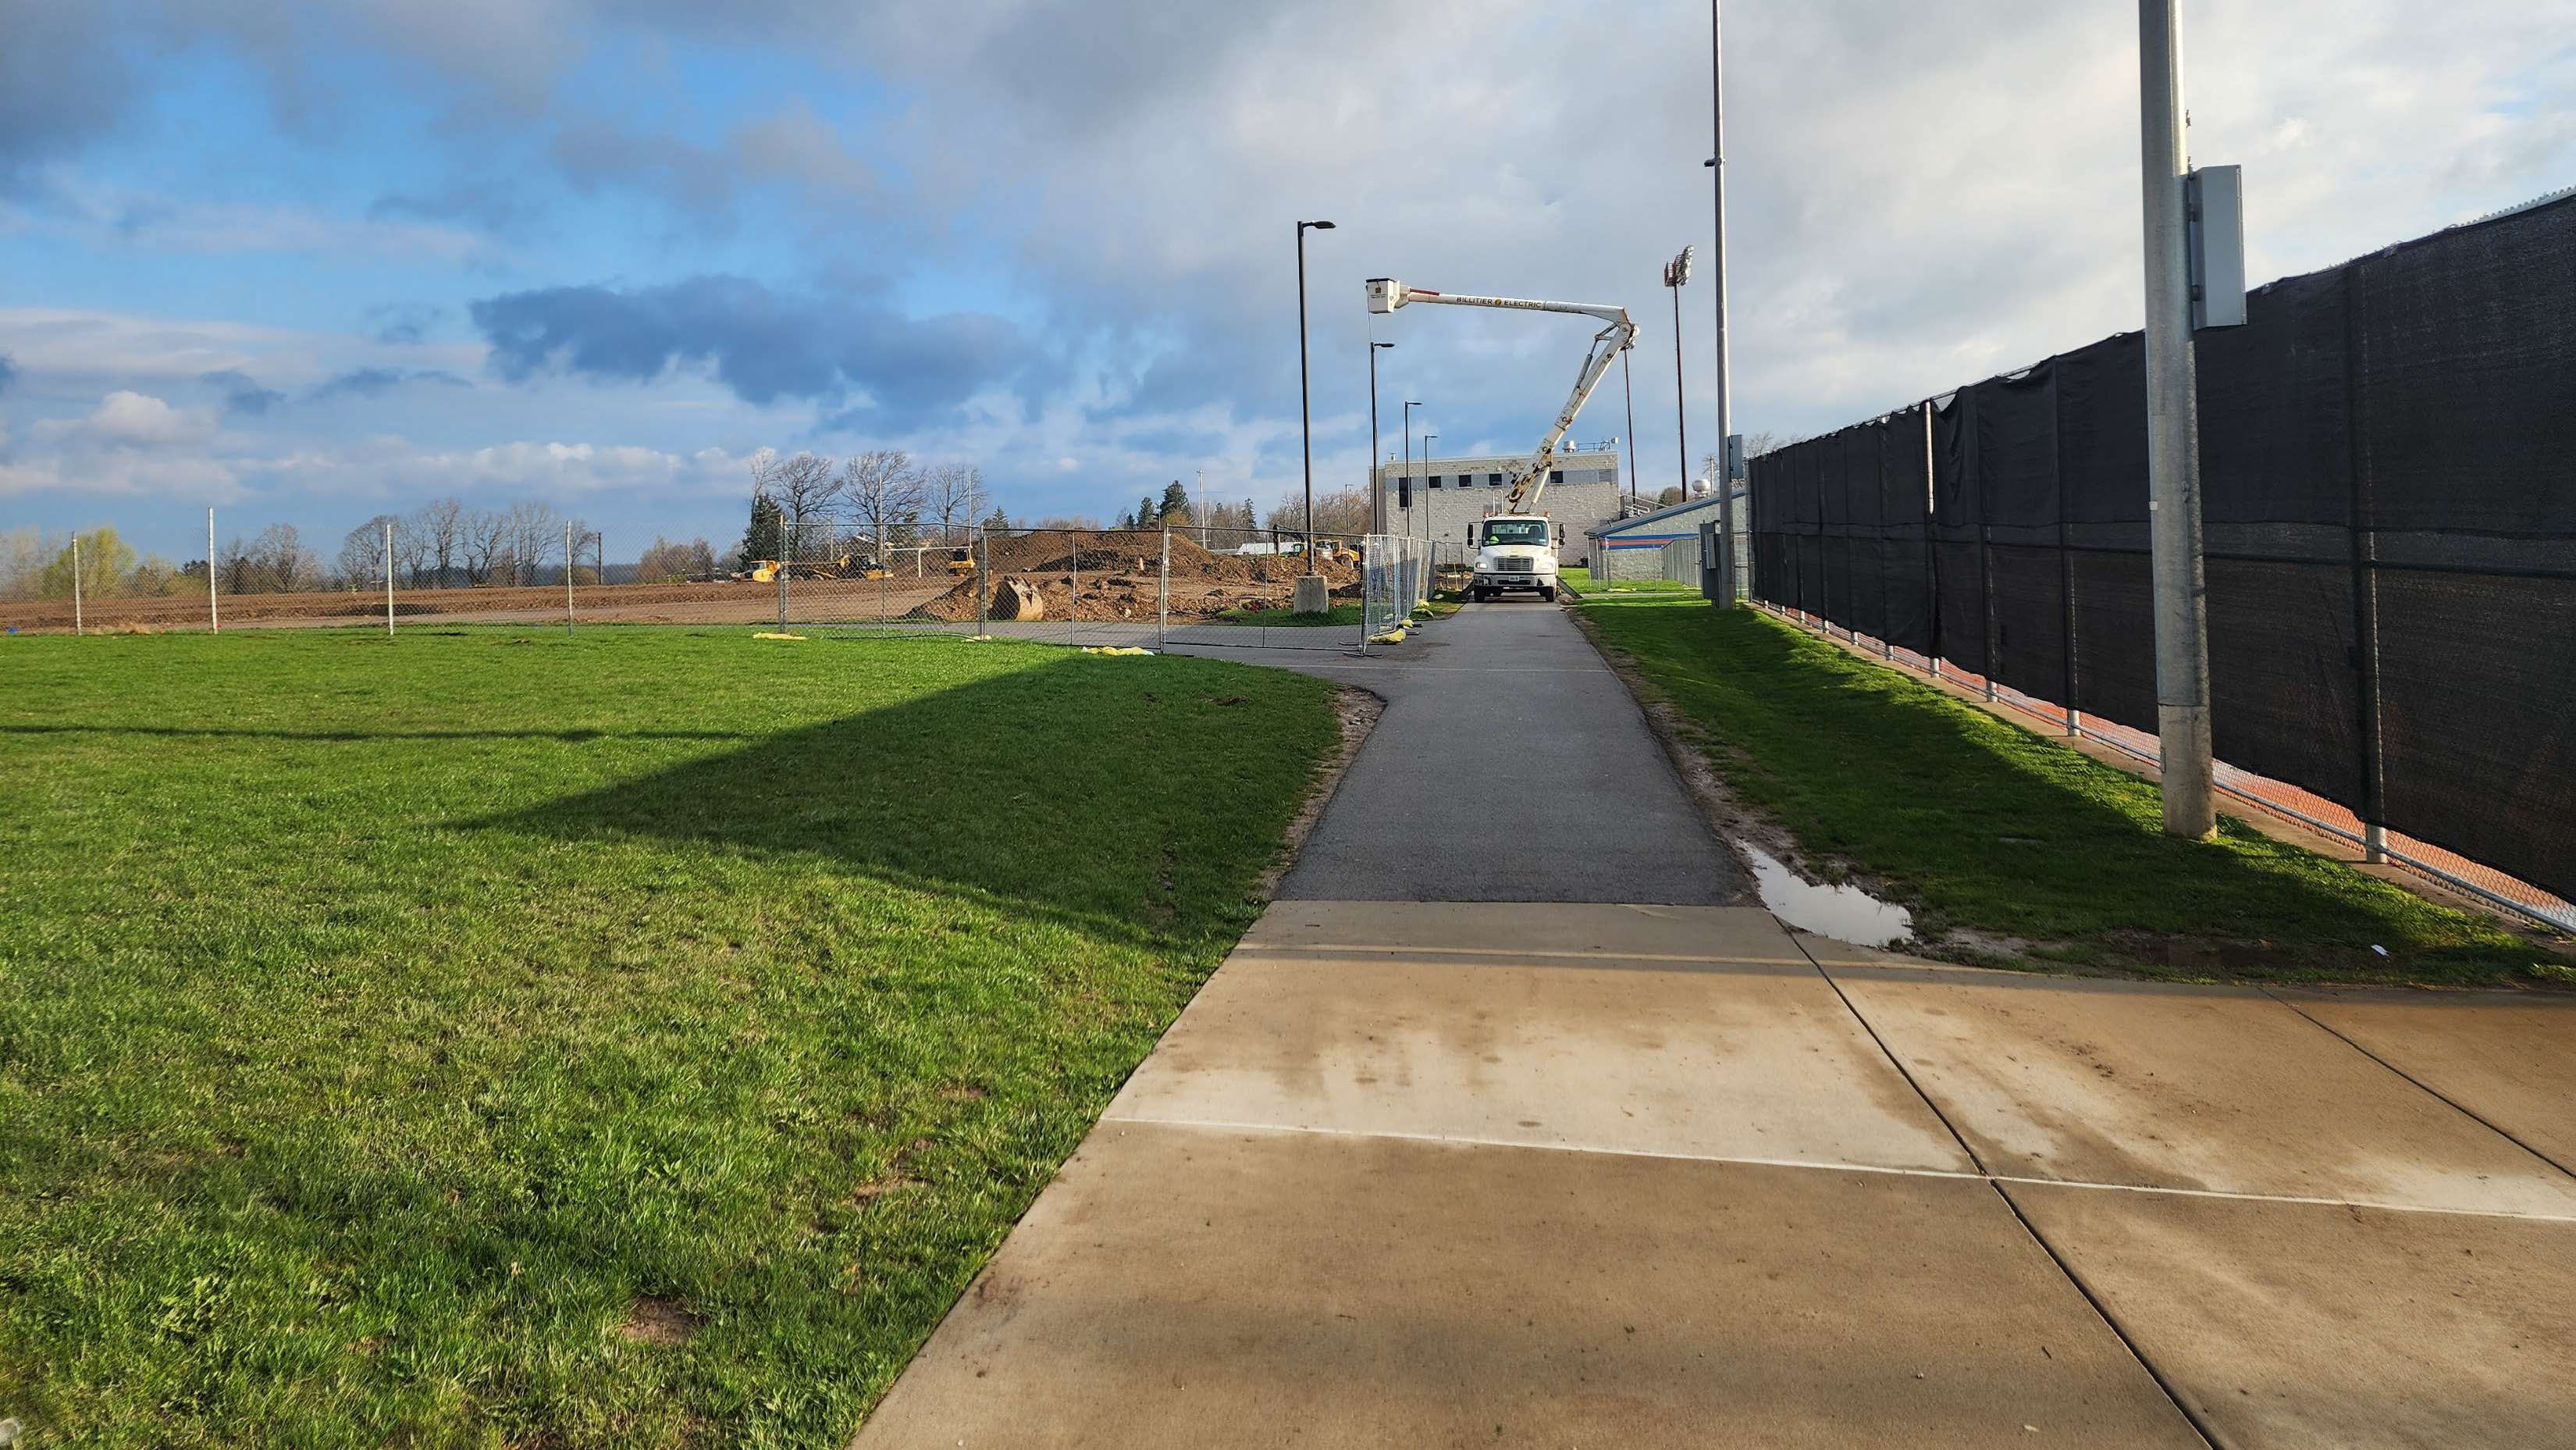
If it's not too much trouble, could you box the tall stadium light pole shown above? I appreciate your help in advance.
[1296,219,1336,572]
[2139,0,2215,838]
[1664,244,1695,497]
[1706,1,1739,605]
[1368,341,1395,535]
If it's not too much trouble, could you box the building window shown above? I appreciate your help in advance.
[1550,469,1564,483]
[1428,476,1443,488]
[1488,472,1503,486]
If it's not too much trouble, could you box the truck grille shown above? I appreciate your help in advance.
[1496,558,1535,573]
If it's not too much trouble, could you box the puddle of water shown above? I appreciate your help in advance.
[1737,841,1913,947]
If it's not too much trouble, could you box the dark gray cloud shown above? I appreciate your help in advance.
[0,2,132,187]
[308,366,471,401]
[470,275,1029,421]
[201,368,285,415]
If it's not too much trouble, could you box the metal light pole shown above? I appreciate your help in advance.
[1706,2,1740,606]
[1296,219,1336,573]
[1620,350,1641,511]
[1664,244,1695,498]
[1402,401,1421,543]
[1368,340,1394,536]
[2139,0,2215,838]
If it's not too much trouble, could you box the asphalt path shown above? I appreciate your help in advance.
[1170,599,1748,904]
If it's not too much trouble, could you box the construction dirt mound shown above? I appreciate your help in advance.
[909,530,1361,624]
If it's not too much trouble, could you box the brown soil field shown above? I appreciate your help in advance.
[0,529,1363,633]
[910,529,1360,624]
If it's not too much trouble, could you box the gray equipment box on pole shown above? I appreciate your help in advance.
[2186,164,2247,330]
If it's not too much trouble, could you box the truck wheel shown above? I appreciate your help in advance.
[1541,586,1558,603]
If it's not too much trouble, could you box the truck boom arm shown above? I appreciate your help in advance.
[1366,277,1636,515]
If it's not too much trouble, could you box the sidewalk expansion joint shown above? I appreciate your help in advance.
[2258,983,2576,1183]
[1091,1114,2576,1224]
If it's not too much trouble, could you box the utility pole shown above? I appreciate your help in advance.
[2138,0,2215,838]
[1368,340,1394,535]
[207,506,219,633]
[1706,1,1739,605]
[1295,219,1336,575]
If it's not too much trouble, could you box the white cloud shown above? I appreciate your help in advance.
[6,177,497,264]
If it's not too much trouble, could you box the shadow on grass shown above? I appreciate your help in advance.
[1582,599,2544,982]
[1,724,759,743]
[472,650,1329,952]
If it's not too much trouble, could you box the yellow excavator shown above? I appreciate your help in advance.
[736,552,887,583]
[945,547,975,576]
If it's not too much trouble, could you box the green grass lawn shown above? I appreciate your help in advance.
[1577,597,2560,986]
[0,628,1338,1448]
[1560,567,1692,596]
[1209,601,1362,626]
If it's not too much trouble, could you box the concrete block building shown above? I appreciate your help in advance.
[1371,450,1626,567]
[1586,489,1730,581]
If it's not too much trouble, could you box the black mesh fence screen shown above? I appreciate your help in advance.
[1745,192,2576,903]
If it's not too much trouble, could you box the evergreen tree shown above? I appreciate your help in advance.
[982,504,1010,533]
[740,493,784,562]
[1157,480,1190,522]
[1135,495,1156,531]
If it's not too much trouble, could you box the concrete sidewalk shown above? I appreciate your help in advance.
[856,905,2576,1448]
[855,604,2576,1448]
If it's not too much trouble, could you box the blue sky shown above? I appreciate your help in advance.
[4,0,2572,564]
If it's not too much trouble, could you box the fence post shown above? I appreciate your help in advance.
[384,521,396,637]
[564,521,575,634]
[2055,369,2078,734]
[1070,530,1080,647]
[208,506,220,635]
[69,534,83,636]
[1158,529,1170,650]
[775,522,789,632]
[976,529,988,636]
[1923,405,1942,678]
[1976,404,1998,702]
[2346,267,2389,863]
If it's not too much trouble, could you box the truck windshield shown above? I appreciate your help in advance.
[1482,520,1550,547]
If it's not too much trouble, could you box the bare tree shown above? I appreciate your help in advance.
[415,497,464,587]
[1264,488,1368,538]
[841,450,923,558]
[339,515,400,590]
[253,523,316,592]
[458,508,509,586]
[503,501,563,586]
[393,515,434,588]
[749,451,841,561]
[923,463,980,543]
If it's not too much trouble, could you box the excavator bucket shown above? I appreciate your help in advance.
[989,578,1044,621]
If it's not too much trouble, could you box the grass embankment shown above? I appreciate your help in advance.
[0,629,1338,1448]
[1578,597,2560,986]
[1560,567,1693,596]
